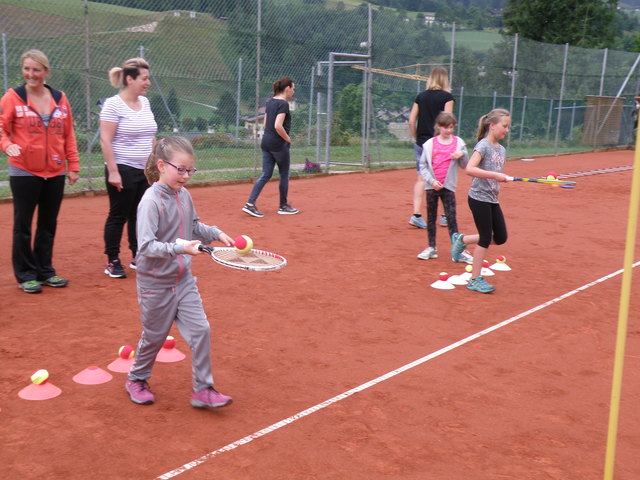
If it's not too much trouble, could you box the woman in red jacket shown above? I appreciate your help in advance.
[0,50,80,294]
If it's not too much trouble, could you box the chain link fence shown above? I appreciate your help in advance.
[1,0,638,197]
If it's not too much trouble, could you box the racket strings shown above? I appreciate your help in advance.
[212,248,285,267]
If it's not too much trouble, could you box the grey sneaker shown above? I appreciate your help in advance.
[19,280,42,294]
[459,250,473,264]
[451,233,466,262]
[466,276,495,294]
[42,275,68,287]
[440,215,448,227]
[242,203,264,218]
[417,247,438,260]
[409,215,427,229]
[278,204,299,215]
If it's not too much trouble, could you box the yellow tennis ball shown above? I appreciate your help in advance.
[235,235,253,254]
[30,369,49,385]
[546,175,555,181]
[465,265,473,273]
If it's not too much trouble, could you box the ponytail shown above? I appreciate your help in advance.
[144,136,196,184]
[476,108,510,142]
[108,57,149,88]
[273,77,294,95]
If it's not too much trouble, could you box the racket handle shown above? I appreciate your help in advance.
[198,244,213,254]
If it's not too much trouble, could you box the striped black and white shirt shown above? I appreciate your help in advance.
[100,94,157,169]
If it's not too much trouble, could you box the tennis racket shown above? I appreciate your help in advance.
[197,244,286,271]
[506,176,576,186]
[176,238,286,271]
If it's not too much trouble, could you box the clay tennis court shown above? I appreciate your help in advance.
[1,149,639,479]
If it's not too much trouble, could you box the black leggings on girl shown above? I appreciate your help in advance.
[468,196,507,248]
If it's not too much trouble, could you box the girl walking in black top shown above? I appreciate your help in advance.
[243,77,299,217]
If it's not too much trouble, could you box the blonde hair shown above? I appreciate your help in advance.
[434,111,457,135]
[145,136,195,184]
[426,67,450,92]
[108,57,150,88]
[476,109,510,142]
[21,50,50,71]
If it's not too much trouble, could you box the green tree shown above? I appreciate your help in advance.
[217,92,237,131]
[503,0,617,48]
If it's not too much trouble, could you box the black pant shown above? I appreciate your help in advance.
[468,196,508,248]
[104,164,149,260]
[426,188,458,247]
[10,175,66,283]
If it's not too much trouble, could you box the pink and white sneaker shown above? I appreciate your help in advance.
[191,386,232,408]
[125,379,155,405]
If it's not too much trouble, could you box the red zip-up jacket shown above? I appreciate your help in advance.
[0,84,80,177]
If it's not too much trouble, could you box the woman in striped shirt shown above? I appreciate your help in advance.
[100,57,157,278]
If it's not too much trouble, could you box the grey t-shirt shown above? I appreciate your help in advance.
[468,138,506,204]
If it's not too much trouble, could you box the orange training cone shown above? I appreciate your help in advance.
[156,336,186,363]
[107,345,136,373]
[73,366,113,385]
[18,370,62,401]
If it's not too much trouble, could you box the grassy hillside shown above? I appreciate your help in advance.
[1,0,237,117]
[443,29,502,52]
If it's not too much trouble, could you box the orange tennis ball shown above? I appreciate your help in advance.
[30,369,49,385]
[234,235,253,254]
[118,345,135,359]
[483,260,489,268]
[439,272,449,281]
[496,255,506,263]
[163,336,176,349]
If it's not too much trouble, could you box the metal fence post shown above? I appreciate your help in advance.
[235,57,242,140]
[308,66,315,146]
[456,86,464,137]
[2,33,8,93]
[507,33,518,151]
[519,95,527,141]
[600,48,608,96]
[554,43,569,154]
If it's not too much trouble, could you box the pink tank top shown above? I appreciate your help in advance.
[432,136,457,184]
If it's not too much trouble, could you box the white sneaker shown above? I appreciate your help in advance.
[459,250,473,264]
[417,247,438,260]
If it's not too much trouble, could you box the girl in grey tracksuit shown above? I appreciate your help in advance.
[125,136,234,408]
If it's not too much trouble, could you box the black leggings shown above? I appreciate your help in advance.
[468,196,507,249]
[426,188,458,247]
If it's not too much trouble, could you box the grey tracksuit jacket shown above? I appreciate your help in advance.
[128,182,224,390]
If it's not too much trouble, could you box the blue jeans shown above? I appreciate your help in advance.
[248,144,290,206]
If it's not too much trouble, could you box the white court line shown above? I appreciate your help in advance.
[156,262,640,480]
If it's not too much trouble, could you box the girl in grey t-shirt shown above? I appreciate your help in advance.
[450,109,511,294]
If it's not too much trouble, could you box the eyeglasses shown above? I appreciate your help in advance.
[163,160,197,176]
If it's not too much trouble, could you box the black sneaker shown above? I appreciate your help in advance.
[242,203,264,218]
[278,204,299,215]
[105,259,127,278]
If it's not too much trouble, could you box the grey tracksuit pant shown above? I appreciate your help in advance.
[128,273,214,391]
